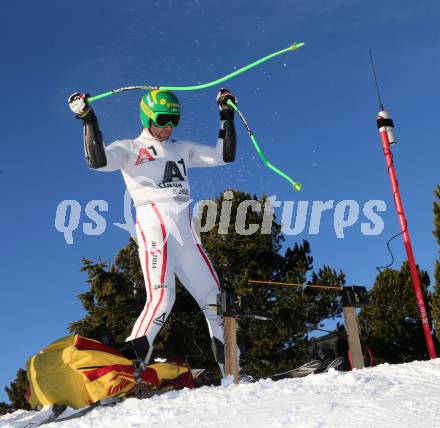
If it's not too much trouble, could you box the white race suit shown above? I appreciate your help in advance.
[96,129,228,365]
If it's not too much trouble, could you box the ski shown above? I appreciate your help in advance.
[268,360,322,380]
[264,357,344,381]
[316,357,345,374]
[28,398,121,427]
[26,405,95,427]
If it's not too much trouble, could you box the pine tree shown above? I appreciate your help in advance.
[2,369,31,413]
[0,402,13,416]
[430,185,440,341]
[358,262,432,363]
[69,238,146,343]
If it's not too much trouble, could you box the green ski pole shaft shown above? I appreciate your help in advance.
[227,100,302,191]
[87,42,304,104]
[161,42,304,91]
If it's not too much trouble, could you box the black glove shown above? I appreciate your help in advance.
[68,92,92,119]
[216,88,237,109]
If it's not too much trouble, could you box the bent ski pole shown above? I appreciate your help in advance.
[227,99,302,191]
[87,42,304,104]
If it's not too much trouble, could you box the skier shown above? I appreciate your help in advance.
[68,88,237,376]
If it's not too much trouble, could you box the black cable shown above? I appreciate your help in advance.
[376,230,404,274]
[376,149,407,274]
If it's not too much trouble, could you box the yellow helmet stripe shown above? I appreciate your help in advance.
[140,98,155,119]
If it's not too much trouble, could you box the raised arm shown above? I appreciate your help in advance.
[68,92,130,171]
[217,88,237,163]
[188,88,237,168]
[68,92,107,169]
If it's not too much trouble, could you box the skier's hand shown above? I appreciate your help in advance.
[216,88,237,109]
[68,92,92,118]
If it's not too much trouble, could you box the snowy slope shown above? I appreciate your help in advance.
[2,359,440,428]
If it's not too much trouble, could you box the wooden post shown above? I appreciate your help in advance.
[224,315,239,384]
[342,306,364,369]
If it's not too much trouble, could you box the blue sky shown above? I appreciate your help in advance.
[1,0,439,400]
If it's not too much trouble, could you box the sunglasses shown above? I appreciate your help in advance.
[153,113,180,128]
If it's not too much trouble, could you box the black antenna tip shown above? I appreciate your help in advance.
[369,49,384,110]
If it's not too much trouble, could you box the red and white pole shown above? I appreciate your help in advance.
[377,110,437,359]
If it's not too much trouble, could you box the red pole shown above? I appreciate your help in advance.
[377,110,436,359]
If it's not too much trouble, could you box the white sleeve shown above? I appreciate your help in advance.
[96,140,132,172]
[187,139,226,168]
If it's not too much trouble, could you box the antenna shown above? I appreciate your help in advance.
[369,49,384,110]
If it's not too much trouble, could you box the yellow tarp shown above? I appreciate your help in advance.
[26,335,193,409]
[26,335,136,409]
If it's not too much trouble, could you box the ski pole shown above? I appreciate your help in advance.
[86,42,304,104]
[227,100,302,191]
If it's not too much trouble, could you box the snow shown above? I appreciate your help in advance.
[2,359,440,428]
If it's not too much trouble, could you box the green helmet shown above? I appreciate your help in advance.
[140,90,181,128]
